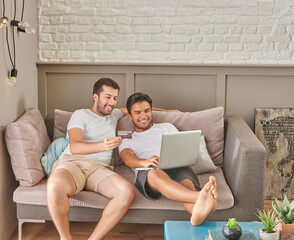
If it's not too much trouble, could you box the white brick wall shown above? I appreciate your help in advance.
[38,0,294,64]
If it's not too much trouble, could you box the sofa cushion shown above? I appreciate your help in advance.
[191,135,217,174]
[54,109,72,139]
[13,166,233,210]
[5,107,51,186]
[115,107,224,166]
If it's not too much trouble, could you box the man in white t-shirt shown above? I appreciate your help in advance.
[47,78,132,240]
[119,93,218,226]
[47,78,171,240]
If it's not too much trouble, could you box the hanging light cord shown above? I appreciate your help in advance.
[3,0,14,68]
[12,0,17,68]
[21,0,25,21]
[2,0,5,16]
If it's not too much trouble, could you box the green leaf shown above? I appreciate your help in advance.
[274,199,284,211]
[284,195,290,207]
[290,200,294,210]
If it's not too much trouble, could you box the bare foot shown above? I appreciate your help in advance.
[209,176,218,200]
[190,180,218,226]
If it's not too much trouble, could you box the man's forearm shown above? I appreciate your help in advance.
[70,141,107,155]
[120,149,145,168]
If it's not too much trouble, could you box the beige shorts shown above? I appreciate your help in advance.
[52,154,117,194]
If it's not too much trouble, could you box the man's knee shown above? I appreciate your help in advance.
[47,170,76,199]
[116,181,135,203]
[180,179,195,190]
[147,169,167,186]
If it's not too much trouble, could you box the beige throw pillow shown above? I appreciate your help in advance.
[191,135,217,174]
[5,107,51,186]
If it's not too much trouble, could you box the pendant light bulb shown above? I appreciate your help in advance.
[9,68,18,87]
[0,17,9,28]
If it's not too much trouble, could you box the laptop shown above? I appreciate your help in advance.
[134,130,201,170]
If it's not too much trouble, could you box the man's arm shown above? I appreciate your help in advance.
[69,128,122,155]
[120,148,159,168]
[119,107,179,116]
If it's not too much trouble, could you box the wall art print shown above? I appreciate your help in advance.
[255,108,294,200]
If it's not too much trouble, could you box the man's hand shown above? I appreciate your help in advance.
[165,109,181,112]
[141,155,159,168]
[104,137,122,151]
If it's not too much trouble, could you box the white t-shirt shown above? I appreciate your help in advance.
[119,123,178,163]
[61,108,123,166]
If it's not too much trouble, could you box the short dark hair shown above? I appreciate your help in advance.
[126,92,152,114]
[93,78,120,96]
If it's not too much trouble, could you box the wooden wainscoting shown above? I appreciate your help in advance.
[37,63,294,130]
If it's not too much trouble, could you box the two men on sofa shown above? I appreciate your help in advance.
[47,78,217,240]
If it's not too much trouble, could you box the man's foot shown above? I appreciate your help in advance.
[190,178,218,226]
[209,176,217,200]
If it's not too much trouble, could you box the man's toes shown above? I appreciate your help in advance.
[211,189,218,199]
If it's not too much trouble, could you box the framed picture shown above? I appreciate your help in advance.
[255,108,294,200]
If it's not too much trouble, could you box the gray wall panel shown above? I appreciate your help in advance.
[226,75,294,129]
[46,73,126,113]
[135,74,217,112]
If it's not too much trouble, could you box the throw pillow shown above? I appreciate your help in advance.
[41,138,69,176]
[5,107,51,186]
[54,129,66,140]
[190,135,217,174]
[53,109,72,139]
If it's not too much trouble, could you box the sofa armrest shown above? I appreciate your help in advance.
[223,116,266,209]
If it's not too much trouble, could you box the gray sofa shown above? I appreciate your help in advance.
[5,107,266,240]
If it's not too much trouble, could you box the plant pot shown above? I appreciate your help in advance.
[259,229,279,240]
[276,222,294,237]
[222,224,242,240]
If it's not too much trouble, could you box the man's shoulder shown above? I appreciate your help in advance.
[155,122,176,128]
[70,109,91,119]
[72,108,89,115]
[154,123,178,132]
[110,108,123,120]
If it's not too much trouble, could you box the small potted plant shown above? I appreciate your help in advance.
[254,209,279,240]
[222,218,242,240]
[272,195,294,236]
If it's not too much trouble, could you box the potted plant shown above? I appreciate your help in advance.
[272,195,294,236]
[222,218,242,240]
[254,209,279,240]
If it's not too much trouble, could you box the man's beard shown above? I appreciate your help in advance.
[97,103,114,116]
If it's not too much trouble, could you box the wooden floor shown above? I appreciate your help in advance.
[9,200,274,240]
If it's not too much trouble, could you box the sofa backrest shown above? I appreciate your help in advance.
[5,107,51,186]
[53,107,224,166]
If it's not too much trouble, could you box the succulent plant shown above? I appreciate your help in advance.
[272,195,294,224]
[227,218,238,228]
[222,218,242,240]
[254,209,278,233]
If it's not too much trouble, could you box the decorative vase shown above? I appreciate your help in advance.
[259,229,279,240]
[222,224,242,240]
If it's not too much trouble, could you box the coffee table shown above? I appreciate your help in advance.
[164,221,261,240]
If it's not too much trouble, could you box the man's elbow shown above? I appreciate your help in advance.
[70,144,79,155]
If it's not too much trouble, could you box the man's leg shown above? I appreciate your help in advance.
[180,179,198,214]
[147,170,218,225]
[47,169,76,240]
[190,176,218,226]
[88,174,134,240]
[147,169,198,203]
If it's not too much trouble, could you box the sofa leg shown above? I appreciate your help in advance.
[18,219,45,240]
